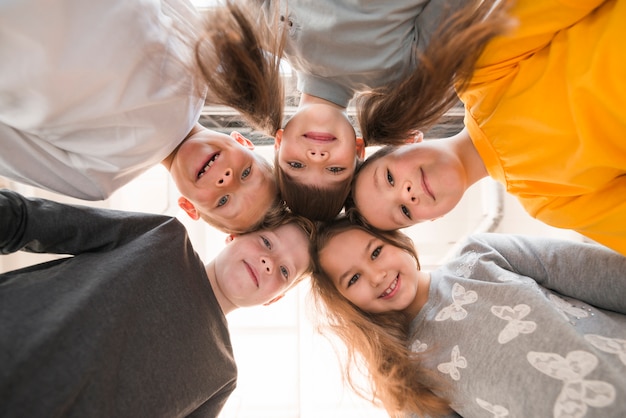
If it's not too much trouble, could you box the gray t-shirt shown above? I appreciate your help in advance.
[410,233,626,417]
[0,190,236,417]
[264,0,464,107]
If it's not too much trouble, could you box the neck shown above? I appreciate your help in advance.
[404,270,431,318]
[205,260,234,315]
[451,128,488,185]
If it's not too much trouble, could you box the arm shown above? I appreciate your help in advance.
[0,189,175,256]
[472,0,607,72]
[461,233,626,314]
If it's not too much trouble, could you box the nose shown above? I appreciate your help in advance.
[306,149,329,161]
[260,256,274,275]
[369,267,386,287]
[216,168,233,187]
[402,180,417,204]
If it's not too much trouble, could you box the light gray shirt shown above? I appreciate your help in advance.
[264,0,465,107]
[410,233,626,418]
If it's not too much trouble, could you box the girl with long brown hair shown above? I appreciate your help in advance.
[195,0,511,220]
[349,0,626,257]
[310,215,626,417]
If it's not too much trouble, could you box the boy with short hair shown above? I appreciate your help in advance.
[0,0,279,235]
[0,189,313,417]
[162,125,279,234]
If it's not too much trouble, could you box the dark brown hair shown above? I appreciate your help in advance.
[275,154,352,221]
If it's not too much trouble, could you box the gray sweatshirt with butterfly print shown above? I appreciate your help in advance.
[410,233,626,418]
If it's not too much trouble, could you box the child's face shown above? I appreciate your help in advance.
[354,143,467,230]
[319,228,419,314]
[214,222,311,309]
[275,103,363,189]
[169,129,277,232]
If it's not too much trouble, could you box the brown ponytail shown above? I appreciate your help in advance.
[357,0,514,145]
[194,1,286,136]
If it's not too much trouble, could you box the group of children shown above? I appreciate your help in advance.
[1,0,625,416]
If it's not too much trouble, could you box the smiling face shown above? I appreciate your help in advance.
[353,143,468,231]
[213,222,311,312]
[275,103,364,189]
[318,228,423,315]
[168,129,278,233]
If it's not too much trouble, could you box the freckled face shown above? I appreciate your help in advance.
[169,130,277,231]
[277,103,358,188]
[354,143,467,231]
[319,228,420,314]
[214,223,311,309]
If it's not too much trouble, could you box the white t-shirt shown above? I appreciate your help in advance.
[0,0,206,200]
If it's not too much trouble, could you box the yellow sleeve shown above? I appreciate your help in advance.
[472,0,608,77]
[523,179,626,258]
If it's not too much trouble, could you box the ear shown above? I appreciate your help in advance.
[355,137,365,160]
[224,234,237,244]
[406,130,424,144]
[230,131,254,150]
[178,196,200,220]
[274,129,283,151]
[263,294,284,306]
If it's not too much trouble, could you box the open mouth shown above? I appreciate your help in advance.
[420,168,435,200]
[379,275,399,299]
[304,132,336,142]
[198,152,220,179]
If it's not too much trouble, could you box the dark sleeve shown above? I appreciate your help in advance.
[461,233,626,314]
[0,189,176,256]
[187,380,236,418]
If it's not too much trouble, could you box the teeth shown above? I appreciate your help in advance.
[379,277,398,298]
[198,154,219,178]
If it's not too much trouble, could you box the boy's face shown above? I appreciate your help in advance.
[169,129,277,232]
[354,142,467,230]
[275,103,364,189]
[319,228,420,314]
[214,223,311,309]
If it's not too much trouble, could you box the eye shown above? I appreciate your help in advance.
[401,205,411,220]
[371,245,382,260]
[217,195,229,207]
[261,236,272,250]
[386,169,394,186]
[347,273,360,287]
[327,167,345,174]
[241,166,252,179]
[288,162,304,169]
[280,266,289,280]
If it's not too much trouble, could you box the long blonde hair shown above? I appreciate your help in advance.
[309,216,451,417]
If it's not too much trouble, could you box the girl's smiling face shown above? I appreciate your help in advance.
[275,103,364,189]
[318,228,422,314]
[353,142,467,231]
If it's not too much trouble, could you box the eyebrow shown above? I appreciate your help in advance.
[372,166,379,190]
